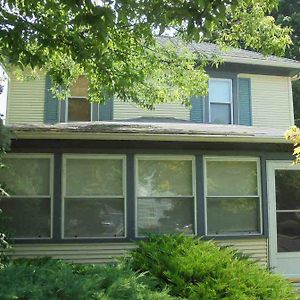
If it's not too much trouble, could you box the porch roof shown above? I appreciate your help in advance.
[8,119,290,144]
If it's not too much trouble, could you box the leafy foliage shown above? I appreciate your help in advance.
[0,258,177,300]
[129,235,297,300]
[0,118,12,268]
[0,0,292,108]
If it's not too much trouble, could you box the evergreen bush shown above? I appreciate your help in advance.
[129,235,297,300]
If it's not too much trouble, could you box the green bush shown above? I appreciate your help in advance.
[129,235,297,300]
[0,258,177,300]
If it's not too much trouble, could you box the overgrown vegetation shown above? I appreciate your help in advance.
[0,117,12,268]
[129,235,297,300]
[0,235,297,300]
[0,258,177,300]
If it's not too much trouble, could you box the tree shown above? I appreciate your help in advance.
[0,117,11,267]
[0,0,292,108]
[274,0,300,161]
[274,0,300,120]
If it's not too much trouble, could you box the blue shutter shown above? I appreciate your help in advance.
[238,78,252,126]
[44,75,59,124]
[190,96,204,123]
[99,98,113,121]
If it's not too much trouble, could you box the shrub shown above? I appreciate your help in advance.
[0,258,178,300]
[129,235,297,300]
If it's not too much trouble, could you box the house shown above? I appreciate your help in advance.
[1,37,300,278]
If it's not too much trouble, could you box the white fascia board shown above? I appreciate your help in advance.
[223,56,300,70]
[13,131,290,144]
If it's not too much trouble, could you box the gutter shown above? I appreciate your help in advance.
[13,130,290,144]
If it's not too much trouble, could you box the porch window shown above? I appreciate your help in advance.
[0,155,52,238]
[209,78,233,124]
[205,157,261,235]
[62,155,126,238]
[136,156,196,236]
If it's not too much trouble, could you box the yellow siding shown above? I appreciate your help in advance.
[113,100,190,120]
[6,74,46,124]
[240,74,294,130]
[217,238,268,266]
[9,238,268,266]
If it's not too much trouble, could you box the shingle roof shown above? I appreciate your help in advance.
[157,36,300,69]
[8,120,289,144]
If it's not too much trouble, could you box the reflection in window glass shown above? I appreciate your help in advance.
[66,158,123,196]
[206,158,261,235]
[207,197,259,234]
[64,198,124,238]
[0,156,52,238]
[63,156,125,238]
[68,97,90,122]
[209,79,231,103]
[210,103,231,124]
[275,170,300,252]
[207,161,258,196]
[209,78,232,124]
[136,158,195,236]
[1,198,51,238]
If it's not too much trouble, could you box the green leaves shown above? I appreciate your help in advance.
[0,0,293,107]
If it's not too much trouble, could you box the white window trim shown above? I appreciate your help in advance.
[65,96,94,122]
[134,155,197,238]
[203,156,263,236]
[61,154,127,239]
[208,78,233,124]
[1,153,54,240]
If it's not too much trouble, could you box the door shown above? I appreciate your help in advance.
[267,161,300,278]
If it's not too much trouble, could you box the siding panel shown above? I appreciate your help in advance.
[9,238,267,266]
[239,74,293,129]
[7,74,46,124]
[113,100,190,120]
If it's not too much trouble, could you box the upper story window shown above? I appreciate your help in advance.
[66,76,91,122]
[208,78,233,124]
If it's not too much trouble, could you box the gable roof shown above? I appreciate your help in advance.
[157,36,300,70]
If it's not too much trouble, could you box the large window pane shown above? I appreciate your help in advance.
[137,197,194,235]
[210,103,231,124]
[0,158,50,195]
[64,198,124,238]
[207,161,258,196]
[137,159,193,197]
[209,79,231,103]
[0,197,51,238]
[66,158,123,196]
[207,197,260,234]
[63,156,125,238]
[275,170,300,210]
[68,97,90,122]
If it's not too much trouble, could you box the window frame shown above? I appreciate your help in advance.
[134,155,197,238]
[0,153,54,240]
[208,78,233,124]
[203,156,263,236]
[61,154,127,239]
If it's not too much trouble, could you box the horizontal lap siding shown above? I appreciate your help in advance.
[217,238,268,266]
[7,74,46,124]
[113,100,190,120]
[9,238,268,266]
[240,74,293,130]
